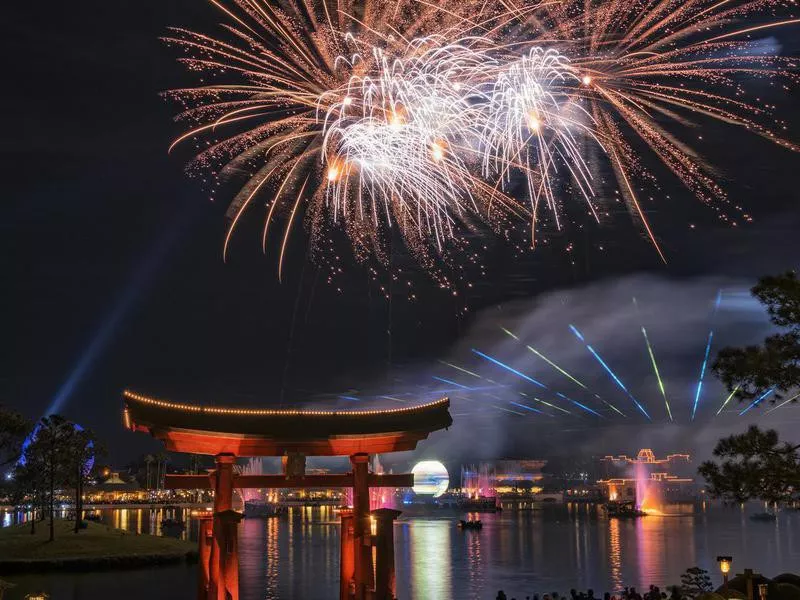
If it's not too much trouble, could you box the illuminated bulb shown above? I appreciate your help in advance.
[582,75,593,86]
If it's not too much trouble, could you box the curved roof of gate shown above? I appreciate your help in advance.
[123,390,452,456]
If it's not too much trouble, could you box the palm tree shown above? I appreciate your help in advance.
[144,454,154,490]
[155,452,169,489]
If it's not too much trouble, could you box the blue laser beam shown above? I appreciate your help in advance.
[739,388,775,415]
[691,290,723,420]
[432,376,472,389]
[471,349,546,389]
[691,331,714,421]
[569,325,651,420]
[556,392,603,418]
[568,324,585,342]
[509,401,544,414]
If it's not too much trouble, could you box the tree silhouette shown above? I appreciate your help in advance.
[698,426,800,508]
[0,406,30,466]
[681,567,713,599]
[713,271,800,404]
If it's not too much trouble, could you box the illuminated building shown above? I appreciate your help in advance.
[84,472,147,504]
[599,449,692,478]
[597,449,696,506]
[458,459,546,500]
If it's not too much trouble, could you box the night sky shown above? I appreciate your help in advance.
[3,1,800,463]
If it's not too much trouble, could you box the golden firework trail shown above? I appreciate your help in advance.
[165,0,799,277]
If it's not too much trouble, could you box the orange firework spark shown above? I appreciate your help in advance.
[164,0,798,279]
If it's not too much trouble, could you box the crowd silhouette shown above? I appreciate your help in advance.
[496,584,682,600]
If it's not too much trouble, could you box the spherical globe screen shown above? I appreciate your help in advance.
[411,460,449,498]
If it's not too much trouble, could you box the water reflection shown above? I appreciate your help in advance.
[409,520,452,599]
[609,517,623,590]
[1,505,799,600]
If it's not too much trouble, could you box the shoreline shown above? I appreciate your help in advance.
[0,551,198,574]
[0,521,197,574]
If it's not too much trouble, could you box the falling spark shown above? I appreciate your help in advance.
[569,324,651,420]
[739,388,776,416]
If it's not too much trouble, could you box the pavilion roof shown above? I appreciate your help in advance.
[123,390,452,456]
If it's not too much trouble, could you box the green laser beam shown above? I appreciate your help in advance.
[641,326,673,422]
[438,360,482,379]
[716,385,740,415]
[764,391,800,414]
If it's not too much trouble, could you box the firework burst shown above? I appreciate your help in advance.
[165,0,799,279]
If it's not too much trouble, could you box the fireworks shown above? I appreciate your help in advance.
[166,0,798,276]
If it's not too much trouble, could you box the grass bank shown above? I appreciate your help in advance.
[0,520,197,573]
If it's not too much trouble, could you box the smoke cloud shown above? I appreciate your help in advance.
[382,273,800,470]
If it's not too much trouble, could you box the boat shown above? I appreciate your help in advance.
[244,500,284,518]
[160,518,186,531]
[604,501,647,518]
[750,512,777,521]
[457,519,483,530]
[457,497,500,512]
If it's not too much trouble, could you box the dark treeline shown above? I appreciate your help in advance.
[0,407,102,541]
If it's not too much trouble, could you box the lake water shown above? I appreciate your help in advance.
[3,503,800,600]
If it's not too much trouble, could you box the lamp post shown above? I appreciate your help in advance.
[717,556,733,596]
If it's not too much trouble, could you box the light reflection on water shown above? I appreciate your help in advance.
[2,504,800,600]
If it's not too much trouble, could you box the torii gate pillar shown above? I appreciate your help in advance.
[209,454,239,600]
[350,453,373,600]
[371,508,402,600]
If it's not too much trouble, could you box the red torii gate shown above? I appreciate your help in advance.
[123,390,452,600]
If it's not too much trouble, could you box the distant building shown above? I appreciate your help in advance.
[459,459,546,498]
[85,472,147,504]
[599,448,692,478]
[597,449,696,505]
